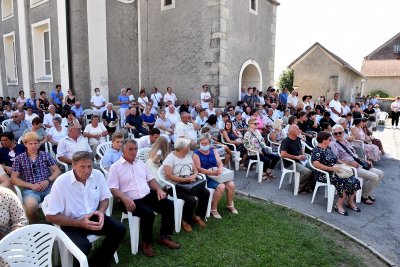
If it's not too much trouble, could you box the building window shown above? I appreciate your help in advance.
[249,0,258,15]
[3,32,18,85]
[31,19,53,83]
[161,0,175,11]
[30,0,49,8]
[2,0,13,21]
[394,44,400,54]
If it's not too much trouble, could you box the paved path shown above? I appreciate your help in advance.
[234,126,400,264]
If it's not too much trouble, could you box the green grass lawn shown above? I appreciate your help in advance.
[110,196,369,267]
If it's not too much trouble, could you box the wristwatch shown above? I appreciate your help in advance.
[46,178,52,184]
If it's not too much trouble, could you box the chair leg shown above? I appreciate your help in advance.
[356,178,363,203]
[245,161,253,177]
[293,172,300,196]
[326,185,335,212]
[311,185,320,203]
[257,162,264,183]
[279,172,286,189]
[127,213,140,255]
[174,199,184,233]
[205,189,215,219]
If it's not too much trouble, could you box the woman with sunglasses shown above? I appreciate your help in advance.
[311,131,361,216]
[244,118,280,181]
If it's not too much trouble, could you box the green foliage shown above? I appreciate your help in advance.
[370,90,390,98]
[111,196,368,267]
[278,68,294,92]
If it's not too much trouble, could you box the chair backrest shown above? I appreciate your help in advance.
[83,109,94,127]
[1,119,11,128]
[308,155,331,184]
[136,147,151,163]
[17,136,23,144]
[311,138,318,148]
[96,141,112,159]
[0,224,88,267]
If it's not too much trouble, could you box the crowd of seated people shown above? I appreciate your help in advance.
[0,84,391,263]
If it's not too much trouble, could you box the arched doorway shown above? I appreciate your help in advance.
[238,59,262,100]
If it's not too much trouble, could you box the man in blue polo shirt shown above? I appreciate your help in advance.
[49,84,63,115]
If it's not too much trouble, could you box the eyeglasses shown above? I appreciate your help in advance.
[32,162,37,175]
[229,109,234,112]
[333,131,343,136]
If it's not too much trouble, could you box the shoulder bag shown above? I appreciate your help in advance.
[336,141,371,170]
[334,164,354,179]
[175,164,206,195]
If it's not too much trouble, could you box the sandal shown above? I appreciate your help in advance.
[368,196,376,202]
[239,164,246,170]
[345,202,361,212]
[266,172,276,179]
[211,209,222,219]
[334,205,348,216]
[361,197,374,205]
[227,206,238,214]
[262,175,272,182]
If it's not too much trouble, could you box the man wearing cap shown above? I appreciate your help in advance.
[5,111,29,141]
[11,132,61,222]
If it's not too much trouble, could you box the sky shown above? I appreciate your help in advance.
[274,0,400,82]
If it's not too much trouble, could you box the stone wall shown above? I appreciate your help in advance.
[363,76,400,98]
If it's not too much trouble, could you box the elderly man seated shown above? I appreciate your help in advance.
[11,132,61,222]
[330,124,384,205]
[166,105,180,126]
[280,125,314,195]
[5,111,28,141]
[108,139,180,257]
[175,112,200,145]
[57,123,92,166]
[45,151,126,266]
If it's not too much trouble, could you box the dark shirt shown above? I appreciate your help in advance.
[298,121,311,133]
[102,110,118,124]
[126,114,144,129]
[280,137,303,167]
[307,119,321,132]
[363,108,375,117]
[319,117,336,127]
[179,104,189,114]
[0,144,26,167]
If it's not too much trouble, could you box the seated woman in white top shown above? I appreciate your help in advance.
[83,114,108,151]
[48,117,68,153]
[195,109,208,127]
[146,136,170,177]
[155,110,174,142]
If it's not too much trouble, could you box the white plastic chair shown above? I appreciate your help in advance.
[157,165,185,232]
[311,137,318,148]
[136,147,151,163]
[278,146,301,195]
[83,109,94,127]
[220,136,240,171]
[56,157,70,172]
[309,156,336,212]
[0,224,88,267]
[1,118,12,130]
[17,136,23,144]
[13,185,42,209]
[96,141,112,159]
[376,111,388,125]
[245,149,265,183]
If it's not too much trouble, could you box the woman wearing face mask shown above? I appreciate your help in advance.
[193,134,237,219]
[90,88,106,114]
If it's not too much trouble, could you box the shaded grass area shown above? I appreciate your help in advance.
[111,196,369,267]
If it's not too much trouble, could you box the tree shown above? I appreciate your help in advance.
[278,68,294,91]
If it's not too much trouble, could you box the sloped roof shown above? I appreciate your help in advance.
[364,32,400,59]
[361,59,400,77]
[288,42,365,78]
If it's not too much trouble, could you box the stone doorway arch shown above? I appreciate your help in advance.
[238,59,262,100]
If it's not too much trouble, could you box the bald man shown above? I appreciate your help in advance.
[280,125,314,195]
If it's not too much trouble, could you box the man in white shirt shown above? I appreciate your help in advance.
[43,105,61,128]
[90,88,106,114]
[108,139,180,257]
[200,85,211,109]
[44,151,126,266]
[271,103,281,120]
[150,87,163,109]
[57,123,92,165]
[206,101,216,116]
[163,87,178,106]
[329,93,342,122]
[137,128,161,149]
[287,90,299,114]
[175,112,199,143]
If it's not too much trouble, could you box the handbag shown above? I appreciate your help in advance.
[249,131,270,156]
[336,141,372,170]
[175,164,206,195]
[334,164,353,179]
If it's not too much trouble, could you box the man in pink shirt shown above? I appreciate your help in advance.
[107,139,179,257]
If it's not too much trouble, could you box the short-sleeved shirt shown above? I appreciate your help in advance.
[71,106,84,119]
[50,90,63,105]
[137,136,151,150]
[48,126,68,143]
[155,118,172,135]
[90,95,106,112]
[200,92,211,109]
[329,99,342,122]
[12,151,56,187]
[280,137,303,167]
[44,169,111,219]
[57,135,92,160]
[108,157,153,200]
[0,144,26,167]
[5,121,29,141]
[0,187,28,236]
[118,95,130,109]
[175,121,197,141]
[22,128,48,141]
[126,114,143,129]
[141,113,156,124]
[101,148,122,169]
[163,152,193,182]
[84,123,107,138]
[151,92,163,106]
[164,93,177,105]
[43,113,61,128]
